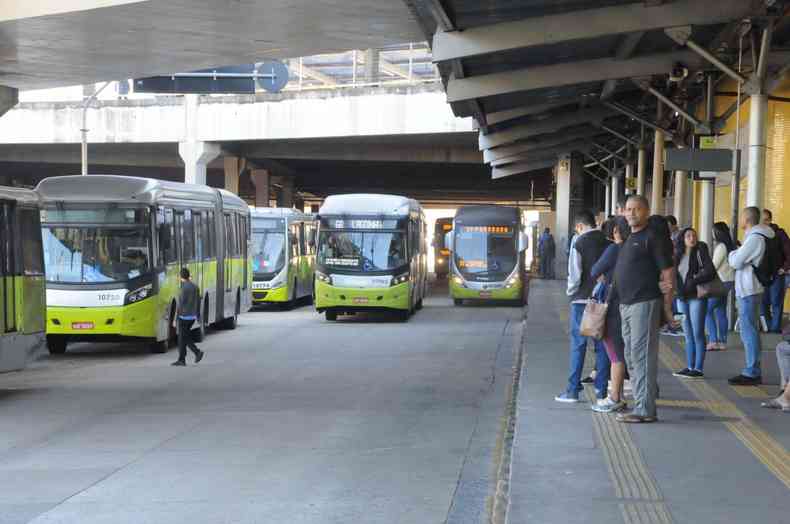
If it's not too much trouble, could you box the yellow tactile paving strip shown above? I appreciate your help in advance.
[730,385,772,399]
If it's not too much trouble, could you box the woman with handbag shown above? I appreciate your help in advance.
[706,222,736,351]
[673,227,716,378]
[589,217,630,413]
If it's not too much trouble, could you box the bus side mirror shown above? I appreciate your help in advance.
[518,232,529,252]
[444,231,453,251]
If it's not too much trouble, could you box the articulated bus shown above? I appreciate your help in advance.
[433,217,453,279]
[251,208,316,309]
[447,205,528,306]
[314,194,428,322]
[37,175,252,354]
[0,187,45,372]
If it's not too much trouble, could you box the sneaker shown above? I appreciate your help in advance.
[592,397,626,413]
[616,413,657,423]
[727,374,762,386]
[673,368,693,378]
[689,370,704,379]
[171,360,186,367]
[195,350,204,363]
[554,392,581,403]
[581,376,595,384]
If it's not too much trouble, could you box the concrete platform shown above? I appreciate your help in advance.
[508,279,790,524]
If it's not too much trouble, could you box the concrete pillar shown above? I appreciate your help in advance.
[251,169,271,207]
[223,156,244,195]
[178,140,220,185]
[637,143,647,196]
[651,104,666,214]
[700,180,715,246]
[554,153,584,279]
[747,93,768,209]
[673,170,689,227]
[278,178,295,208]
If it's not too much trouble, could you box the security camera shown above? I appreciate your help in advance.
[695,71,706,84]
[669,64,689,83]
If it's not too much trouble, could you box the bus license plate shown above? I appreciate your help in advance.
[479,291,492,299]
[72,322,94,330]
[353,297,369,304]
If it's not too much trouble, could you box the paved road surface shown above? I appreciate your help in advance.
[0,288,522,524]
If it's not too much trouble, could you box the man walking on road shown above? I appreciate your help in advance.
[555,210,611,403]
[614,196,675,423]
[172,268,205,366]
[728,207,774,384]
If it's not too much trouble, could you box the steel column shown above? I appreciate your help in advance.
[673,170,689,227]
[747,93,767,208]
[700,180,715,246]
[650,104,666,213]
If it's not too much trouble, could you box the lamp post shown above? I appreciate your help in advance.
[81,81,112,175]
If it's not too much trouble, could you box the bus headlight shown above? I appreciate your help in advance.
[505,275,520,288]
[391,272,410,286]
[437,257,445,264]
[125,284,152,304]
[269,271,286,289]
[316,271,332,285]
[452,275,466,288]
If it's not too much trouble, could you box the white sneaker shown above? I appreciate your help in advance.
[592,397,626,413]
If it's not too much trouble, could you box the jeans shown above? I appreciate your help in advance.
[705,281,733,344]
[761,275,787,333]
[567,303,611,399]
[679,298,707,371]
[620,299,662,418]
[737,293,763,378]
[177,318,200,362]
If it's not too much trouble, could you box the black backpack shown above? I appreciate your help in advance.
[753,232,784,287]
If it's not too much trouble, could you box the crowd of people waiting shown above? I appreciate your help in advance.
[552,195,790,421]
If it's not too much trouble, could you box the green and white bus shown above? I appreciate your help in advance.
[37,175,252,354]
[251,208,316,309]
[314,194,428,322]
[0,186,46,372]
[447,205,528,306]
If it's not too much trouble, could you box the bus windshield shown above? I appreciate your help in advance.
[318,230,406,272]
[252,230,285,276]
[454,225,517,279]
[42,227,151,283]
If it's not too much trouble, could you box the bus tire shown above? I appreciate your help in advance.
[223,300,239,329]
[453,299,463,306]
[194,299,209,342]
[326,310,338,321]
[280,280,297,311]
[396,309,410,322]
[150,338,168,354]
[46,335,68,355]
[416,298,424,310]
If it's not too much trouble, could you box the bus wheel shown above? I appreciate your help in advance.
[280,281,297,311]
[46,335,68,355]
[194,301,208,342]
[325,310,338,321]
[396,309,410,322]
[150,338,168,354]
[415,298,424,310]
[453,299,463,306]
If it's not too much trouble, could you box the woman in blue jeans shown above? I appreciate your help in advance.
[673,227,716,378]
[706,222,736,351]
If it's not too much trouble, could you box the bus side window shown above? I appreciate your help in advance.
[161,208,176,265]
[201,212,212,261]
[182,210,195,262]
[19,207,44,276]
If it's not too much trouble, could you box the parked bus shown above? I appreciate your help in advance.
[447,205,528,306]
[433,217,453,279]
[314,194,428,322]
[251,208,316,309]
[37,175,251,354]
[0,186,45,372]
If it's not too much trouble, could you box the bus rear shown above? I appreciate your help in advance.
[449,206,527,306]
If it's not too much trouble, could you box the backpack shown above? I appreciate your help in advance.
[752,232,784,287]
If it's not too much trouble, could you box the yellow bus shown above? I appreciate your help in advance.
[314,194,428,322]
[0,186,45,372]
[38,175,251,354]
[251,208,316,309]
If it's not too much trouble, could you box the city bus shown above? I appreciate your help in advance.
[433,217,453,279]
[37,175,252,354]
[447,205,528,306]
[314,194,428,322]
[0,186,46,372]
[251,208,316,309]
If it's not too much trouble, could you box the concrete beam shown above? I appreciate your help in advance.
[448,51,701,103]
[478,107,615,150]
[0,86,18,119]
[490,140,593,167]
[492,158,555,180]
[485,101,576,126]
[0,0,145,22]
[243,141,481,164]
[433,0,752,62]
[483,128,603,163]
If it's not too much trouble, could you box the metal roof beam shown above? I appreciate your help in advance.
[424,0,455,32]
[483,128,603,163]
[447,50,701,103]
[603,101,674,138]
[601,31,645,100]
[599,124,639,147]
[432,0,752,62]
[490,140,594,168]
[478,107,617,150]
[485,101,577,126]
[492,158,556,180]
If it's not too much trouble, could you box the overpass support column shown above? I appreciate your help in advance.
[251,169,271,207]
[179,140,220,185]
[278,178,295,208]
[673,170,689,227]
[223,156,245,195]
[554,153,584,279]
